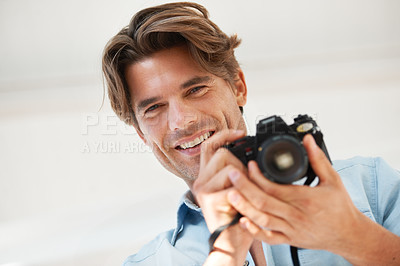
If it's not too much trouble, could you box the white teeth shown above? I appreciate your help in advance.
[179,132,211,150]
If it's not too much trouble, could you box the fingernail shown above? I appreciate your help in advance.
[228,170,240,183]
[248,161,255,169]
[306,134,317,148]
[310,136,317,147]
[234,129,244,135]
[248,161,258,172]
[228,192,240,204]
[239,219,247,230]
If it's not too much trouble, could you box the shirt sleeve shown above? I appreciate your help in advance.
[375,157,400,236]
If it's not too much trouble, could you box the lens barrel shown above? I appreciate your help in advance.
[257,135,308,184]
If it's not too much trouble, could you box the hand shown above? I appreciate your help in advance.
[227,134,400,264]
[227,134,365,251]
[192,129,254,263]
[192,129,247,233]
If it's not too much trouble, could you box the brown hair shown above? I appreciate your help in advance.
[102,2,241,127]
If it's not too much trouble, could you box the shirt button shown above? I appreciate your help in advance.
[243,260,249,266]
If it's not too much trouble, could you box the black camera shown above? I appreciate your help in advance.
[225,114,330,185]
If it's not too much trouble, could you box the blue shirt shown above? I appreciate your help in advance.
[123,157,400,265]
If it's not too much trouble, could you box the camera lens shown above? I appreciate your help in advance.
[257,135,308,184]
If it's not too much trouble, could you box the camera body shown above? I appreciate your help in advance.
[225,114,330,184]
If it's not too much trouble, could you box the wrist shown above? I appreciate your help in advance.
[206,223,253,265]
[332,212,400,265]
[205,249,238,266]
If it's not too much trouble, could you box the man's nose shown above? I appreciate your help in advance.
[167,101,197,131]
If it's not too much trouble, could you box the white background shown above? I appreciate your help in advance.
[1,0,399,265]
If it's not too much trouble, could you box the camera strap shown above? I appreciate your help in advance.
[208,213,243,253]
[208,213,301,265]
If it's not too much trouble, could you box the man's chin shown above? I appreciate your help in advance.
[176,164,200,187]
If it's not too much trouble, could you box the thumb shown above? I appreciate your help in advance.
[303,134,336,184]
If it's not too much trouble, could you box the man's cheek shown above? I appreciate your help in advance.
[142,131,168,153]
[140,123,163,142]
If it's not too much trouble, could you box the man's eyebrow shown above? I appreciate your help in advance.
[136,76,213,113]
[136,96,161,113]
[180,76,213,89]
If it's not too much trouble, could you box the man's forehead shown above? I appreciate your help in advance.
[125,48,196,88]
[124,45,218,112]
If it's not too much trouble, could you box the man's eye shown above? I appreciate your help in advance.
[189,86,205,94]
[146,104,160,113]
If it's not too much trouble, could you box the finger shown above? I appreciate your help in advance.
[198,188,239,232]
[247,160,279,194]
[303,134,338,185]
[248,160,330,215]
[200,129,245,169]
[197,148,248,187]
[227,189,294,233]
[247,160,304,202]
[227,171,299,223]
[198,164,243,192]
[239,217,289,245]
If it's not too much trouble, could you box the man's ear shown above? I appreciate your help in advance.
[233,69,247,107]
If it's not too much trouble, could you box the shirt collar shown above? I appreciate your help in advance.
[182,190,202,212]
[171,190,203,244]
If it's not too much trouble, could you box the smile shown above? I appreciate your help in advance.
[177,131,213,150]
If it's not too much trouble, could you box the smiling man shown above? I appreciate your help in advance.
[102,2,400,266]
[124,45,247,186]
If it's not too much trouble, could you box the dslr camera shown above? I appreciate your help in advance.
[225,114,330,185]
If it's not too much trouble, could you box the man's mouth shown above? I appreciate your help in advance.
[176,131,214,150]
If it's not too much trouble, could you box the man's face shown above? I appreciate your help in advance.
[125,45,247,187]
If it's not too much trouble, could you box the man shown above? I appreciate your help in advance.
[102,2,400,265]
